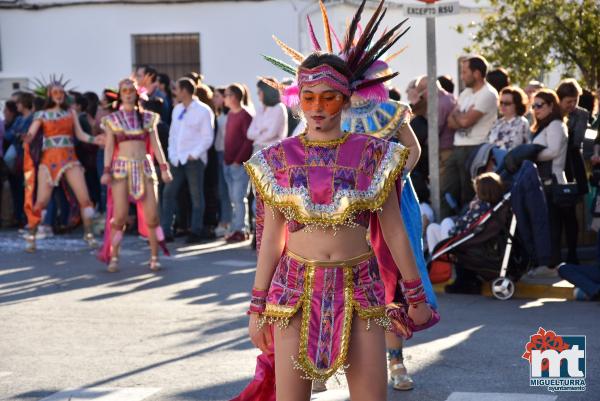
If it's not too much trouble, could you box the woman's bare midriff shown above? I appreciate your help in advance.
[116,141,149,159]
[286,225,371,261]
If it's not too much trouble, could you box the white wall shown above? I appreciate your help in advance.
[0,0,489,101]
[0,1,305,97]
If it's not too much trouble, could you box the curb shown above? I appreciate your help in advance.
[433,279,575,300]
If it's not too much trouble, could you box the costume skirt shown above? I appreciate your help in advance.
[111,155,157,201]
[39,143,80,187]
[264,249,389,382]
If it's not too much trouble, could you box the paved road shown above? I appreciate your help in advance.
[0,231,597,401]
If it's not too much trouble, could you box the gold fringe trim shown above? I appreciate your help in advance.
[244,136,409,228]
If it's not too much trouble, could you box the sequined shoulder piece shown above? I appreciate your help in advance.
[244,133,409,228]
[341,100,411,140]
[102,112,120,132]
[143,111,159,130]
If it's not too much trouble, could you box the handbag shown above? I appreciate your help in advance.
[550,176,579,208]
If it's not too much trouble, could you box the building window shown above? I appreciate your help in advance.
[132,33,200,81]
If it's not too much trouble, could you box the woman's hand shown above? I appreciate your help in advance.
[23,132,35,145]
[100,173,111,186]
[161,170,173,184]
[248,313,272,353]
[408,303,433,326]
[94,134,106,147]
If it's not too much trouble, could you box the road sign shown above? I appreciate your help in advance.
[406,1,460,17]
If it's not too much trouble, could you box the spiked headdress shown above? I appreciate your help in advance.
[263,0,409,107]
[30,74,72,99]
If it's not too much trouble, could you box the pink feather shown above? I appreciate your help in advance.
[282,84,300,108]
[306,16,322,51]
[329,23,343,52]
[354,83,388,102]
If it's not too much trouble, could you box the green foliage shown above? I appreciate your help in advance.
[457,0,600,89]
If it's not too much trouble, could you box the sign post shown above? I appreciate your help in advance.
[405,0,459,219]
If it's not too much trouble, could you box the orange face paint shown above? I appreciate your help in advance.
[120,86,136,95]
[50,88,65,97]
[300,91,345,116]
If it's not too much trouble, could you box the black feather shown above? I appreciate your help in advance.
[347,0,386,68]
[355,72,399,90]
[342,0,366,55]
[352,21,409,80]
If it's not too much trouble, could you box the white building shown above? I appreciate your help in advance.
[0,0,490,100]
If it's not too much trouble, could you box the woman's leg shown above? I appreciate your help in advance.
[274,313,312,401]
[385,332,414,390]
[27,171,54,251]
[141,177,161,269]
[561,205,579,264]
[64,166,96,244]
[216,151,232,227]
[108,178,129,271]
[345,316,387,401]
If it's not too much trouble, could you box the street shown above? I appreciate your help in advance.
[0,231,597,401]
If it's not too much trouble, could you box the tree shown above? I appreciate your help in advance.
[457,0,600,89]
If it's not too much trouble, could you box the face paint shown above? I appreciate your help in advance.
[50,88,65,97]
[120,86,136,95]
[300,91,345,116]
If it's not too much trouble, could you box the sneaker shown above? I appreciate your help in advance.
[214,225,229,237]
[573,287,590,301]
[36,225,54,240]
[528,265,559,278]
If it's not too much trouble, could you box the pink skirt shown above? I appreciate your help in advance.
[263,249,389,381]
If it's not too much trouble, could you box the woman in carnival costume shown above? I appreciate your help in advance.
[23,77,104,252]
[98,78,172,273]
[232,2,439,400]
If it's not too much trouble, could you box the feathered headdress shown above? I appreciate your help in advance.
[263,0,410,107]
[30,74,72,99]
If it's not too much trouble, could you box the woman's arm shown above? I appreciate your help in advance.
[537,122,567,161]
[397,123,421,172]
[103,126,115,170]
[248,203,286,352]
[253,203,287,289]
[71,109,95,143]
[149,123,168,166]
[377,188,420,281]
[23,119,42,144]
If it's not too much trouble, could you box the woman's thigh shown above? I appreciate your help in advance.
[64,166,91,205]
[274,313,312,401]
[345,316,387,401]
[140,177,159,226]
[111,179,130,225]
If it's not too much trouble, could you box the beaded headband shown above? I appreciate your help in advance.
[297,65,351,97]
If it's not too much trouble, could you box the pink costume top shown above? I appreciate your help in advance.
[102,109,157,144]
[243,132,409,383]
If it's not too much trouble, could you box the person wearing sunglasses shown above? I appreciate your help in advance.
[98,78,173,273]
[530,89,568,277]
[23,83,105,253]
[487,86,530,150]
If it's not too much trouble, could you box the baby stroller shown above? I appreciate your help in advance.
[428,191,529,300]
[429,144,550,300]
